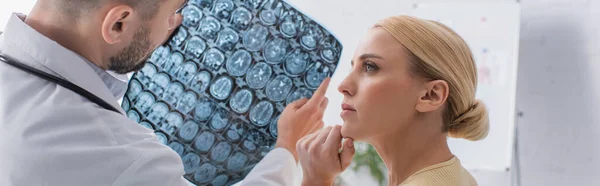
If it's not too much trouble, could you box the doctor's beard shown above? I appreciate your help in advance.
[108,25,153,74]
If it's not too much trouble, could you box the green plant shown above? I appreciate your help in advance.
[350,142,386,186]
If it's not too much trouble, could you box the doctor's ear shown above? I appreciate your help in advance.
[101,5,136,44]
[415,80,449,113]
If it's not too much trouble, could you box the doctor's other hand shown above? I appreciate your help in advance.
[297,125,355,186]
[275,78,331,163]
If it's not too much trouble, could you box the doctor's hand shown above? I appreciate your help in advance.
[297,125,355,186]
[275,78,331,163]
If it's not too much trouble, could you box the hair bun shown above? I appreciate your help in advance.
[447,100,490,141]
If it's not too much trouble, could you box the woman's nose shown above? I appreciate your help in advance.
[338,73,356,96]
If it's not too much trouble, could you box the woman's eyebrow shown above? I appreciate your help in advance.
[359,53,384,60]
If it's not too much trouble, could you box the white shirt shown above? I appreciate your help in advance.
[0,13,297,186]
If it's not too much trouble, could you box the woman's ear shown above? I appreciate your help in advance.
[415,80,449,112]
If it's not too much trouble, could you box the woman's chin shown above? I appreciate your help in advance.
[341,123,358,140]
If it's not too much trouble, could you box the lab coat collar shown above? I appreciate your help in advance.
[81,56,129,100]
[1,13,126,114]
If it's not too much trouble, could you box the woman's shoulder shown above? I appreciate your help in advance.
[399,156,478,186]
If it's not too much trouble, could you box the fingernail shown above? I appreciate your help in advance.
[348,140,354,148]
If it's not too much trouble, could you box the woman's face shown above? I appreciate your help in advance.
[338,28,425,142]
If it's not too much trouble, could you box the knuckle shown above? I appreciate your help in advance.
[297,145,304,153]
[300,142,308,151]
[309,147,319,156]
[298,139,306,147]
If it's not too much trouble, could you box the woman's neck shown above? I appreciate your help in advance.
[370,121,454,186]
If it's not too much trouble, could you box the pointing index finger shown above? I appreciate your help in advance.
[306,78,331,108]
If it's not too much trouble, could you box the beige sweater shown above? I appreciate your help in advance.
[399,156,478,186]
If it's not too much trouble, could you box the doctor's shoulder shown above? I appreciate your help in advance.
[0,94,185,185]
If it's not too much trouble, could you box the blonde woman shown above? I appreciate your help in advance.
[296,15,489,186]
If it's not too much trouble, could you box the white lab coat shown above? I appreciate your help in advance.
[0,13,297,186]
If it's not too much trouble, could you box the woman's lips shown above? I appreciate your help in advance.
[341,103,356,117]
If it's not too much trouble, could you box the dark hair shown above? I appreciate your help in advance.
[56,0,165,20]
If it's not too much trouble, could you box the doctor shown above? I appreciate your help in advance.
[0,0,329,185]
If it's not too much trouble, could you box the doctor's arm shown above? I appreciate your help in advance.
[240,78,331,186]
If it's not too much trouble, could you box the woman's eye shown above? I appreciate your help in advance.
[363,61,379,72]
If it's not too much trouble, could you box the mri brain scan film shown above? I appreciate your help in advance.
[123,0,342,185]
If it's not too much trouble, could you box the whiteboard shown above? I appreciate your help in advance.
[412,2,521,171]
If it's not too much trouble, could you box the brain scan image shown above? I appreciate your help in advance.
[185,36,208,59]
[194,98,216,121]
[161,112,184,134]
[209,109,230,131]
[175,62,199,83]
[265,75,293,102]
[263,37,289,64]
[171,28,189,47]
[139,64,158,86]
[269,116,279,138]
[242,24,269,52]
[122,97,130,111]
[245,62,272,89]
[155,131,169,145]
[169,141,186,156]
[209,76,233,100]
[134,92,155,113]
[226,49,252,77]
[199,16,222,40]
[176,91,199,114]
[230,7,252,31]
[149,46,170,64]
[127,110,141,123]
[183,152,201,174]
[203,48,226,70]
[229,89,253,113]
[140,121,154,130]
[148,73,171,97]
[122,0,342,185]
[178,120,201,142]
[194,131,216,153]
[146,102,170,124]
[182,5,204,28]
[126,79,143,99]
[216,28,240,51]
[225,119,247,142]
[248,101,274,127]
[284,49,309,76]
[286,87,312,104]
[190,70,212,92]
[163,82,185,105]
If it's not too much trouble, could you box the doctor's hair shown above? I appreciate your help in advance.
[374,15,490,141]
[55,0,165,20]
